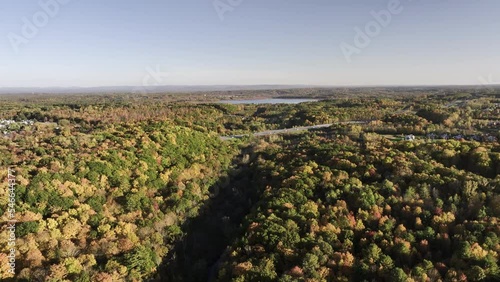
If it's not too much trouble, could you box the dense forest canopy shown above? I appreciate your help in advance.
[0,87,498,281]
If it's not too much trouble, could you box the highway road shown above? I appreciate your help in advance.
[220,120,368,140]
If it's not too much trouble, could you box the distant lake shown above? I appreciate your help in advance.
[218,98,319,105]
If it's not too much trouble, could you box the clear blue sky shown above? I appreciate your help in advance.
[1,0,499,87]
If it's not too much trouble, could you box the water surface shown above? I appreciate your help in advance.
[218,98,319,105]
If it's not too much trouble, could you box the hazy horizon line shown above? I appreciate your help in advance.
[0,84,498,95]
[0,83,498,89]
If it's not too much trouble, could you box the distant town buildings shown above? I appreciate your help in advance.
[404,134,415,141]
[0,119,35,135]
[426,132,497,142]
